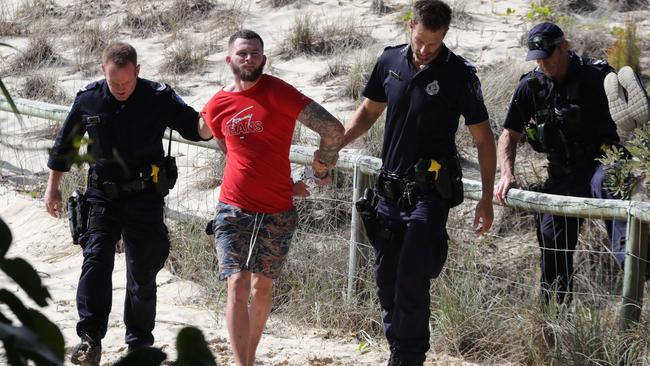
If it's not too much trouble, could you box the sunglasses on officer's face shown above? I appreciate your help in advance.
[527,35,564,52]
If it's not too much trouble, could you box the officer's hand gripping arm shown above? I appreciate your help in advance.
[297,101,345,179]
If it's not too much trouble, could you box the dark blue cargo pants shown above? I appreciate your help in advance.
[77,187,169,347]
[371,192,449,361]
[538,164,625,302]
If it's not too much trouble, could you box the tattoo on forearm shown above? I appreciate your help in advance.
[298,102,344,164]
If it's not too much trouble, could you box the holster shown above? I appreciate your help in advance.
[66,189,89,245]
[158,155,178,194]
[414,156,464,208]
[355,188,379,244]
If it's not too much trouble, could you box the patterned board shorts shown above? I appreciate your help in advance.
[213,201,298,280]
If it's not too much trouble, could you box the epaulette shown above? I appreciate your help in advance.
[456,55,477,74]
[76,81,100,95]
[154,82,168,92]
[378,43,408,58]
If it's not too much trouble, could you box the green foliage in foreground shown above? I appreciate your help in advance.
[601,124,650,199]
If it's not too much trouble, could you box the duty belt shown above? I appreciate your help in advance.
[375,171,433,206]
[89,172,154,199]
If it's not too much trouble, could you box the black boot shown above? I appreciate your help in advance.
[70,332,101,366]
[388,351,425,366]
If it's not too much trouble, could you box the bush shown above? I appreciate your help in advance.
[19,73,69,105]
[72,22,116,73]
[342,50,377,101]
[12,32,59,71]
[159,42,206,75]
[278,13,371,59]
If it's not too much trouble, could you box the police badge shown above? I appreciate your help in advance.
[425,80,440,96]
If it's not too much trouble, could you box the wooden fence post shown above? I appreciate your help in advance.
[619,215,649,330]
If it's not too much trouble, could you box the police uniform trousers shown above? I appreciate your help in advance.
[537,163,625,303]
[372,192,449,361]
[77,187,170,347]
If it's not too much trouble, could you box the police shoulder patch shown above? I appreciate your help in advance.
[155,82,167,91]
[378,43,407,58]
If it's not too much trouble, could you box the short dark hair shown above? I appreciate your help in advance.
[228,29,264,50]
[102,42,137,67]
[412,0,452,31]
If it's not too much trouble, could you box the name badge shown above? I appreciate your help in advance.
[86,116,101,124]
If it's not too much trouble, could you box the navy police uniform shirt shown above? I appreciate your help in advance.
[363,43,489,176]
[503,52,618,145]
[48,78,207,183]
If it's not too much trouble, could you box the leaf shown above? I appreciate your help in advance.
[0,78,23,127]
[0,290,64,360]
[0,323,63,365]
[113,347,167,366]
[23,309,65,361]
[0,258,51,306]
[0,217,12,258]
[175,327,216,366]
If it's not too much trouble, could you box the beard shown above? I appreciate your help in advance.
[230,59,266,82]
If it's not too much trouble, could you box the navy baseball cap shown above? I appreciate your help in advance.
[526,22,565,61]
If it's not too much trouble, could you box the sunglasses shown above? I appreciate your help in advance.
[527,35,564,52]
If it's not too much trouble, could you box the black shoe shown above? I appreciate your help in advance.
[71,333,101,366]
[127,343,150,353]
[387,352,425,366]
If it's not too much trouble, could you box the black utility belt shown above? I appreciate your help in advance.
[90,175,154,199]
[376,157,464,209]
[89,158,177,199]
[376,172,429,202]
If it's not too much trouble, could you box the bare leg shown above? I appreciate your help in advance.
[246,273,273,366]
[226,271,252,366]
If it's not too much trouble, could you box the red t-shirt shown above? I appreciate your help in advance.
[202,74,312,213]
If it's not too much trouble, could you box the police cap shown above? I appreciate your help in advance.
[526,22,565,61]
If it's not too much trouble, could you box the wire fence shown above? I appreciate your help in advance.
[1,97,650,357]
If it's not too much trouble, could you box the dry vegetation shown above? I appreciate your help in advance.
[278,13,372,59]
[11,30,60,71]
[19,72,69,105]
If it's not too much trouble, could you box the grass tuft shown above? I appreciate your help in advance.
[159,41,206,75]
[72,22,116,74]
[278,13,371,59]
[19,72,69,105]
[12,31,59,71]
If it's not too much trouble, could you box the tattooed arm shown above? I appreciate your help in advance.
[297,101,345,175]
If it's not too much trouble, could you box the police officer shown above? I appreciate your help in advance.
[44,42,212,365]
[494,22,626,304]
[340,1,496,364]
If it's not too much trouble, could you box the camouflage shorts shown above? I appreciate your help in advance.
[213,202,298,280]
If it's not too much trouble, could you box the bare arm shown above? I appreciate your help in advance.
[468,120,496,234]
[494,128,522,204]
[297,101,344,169]
[468,121,497,201]
[44,170,65,217]
[342,98,387,148]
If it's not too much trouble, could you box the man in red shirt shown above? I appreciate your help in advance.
[202,29,344,366]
